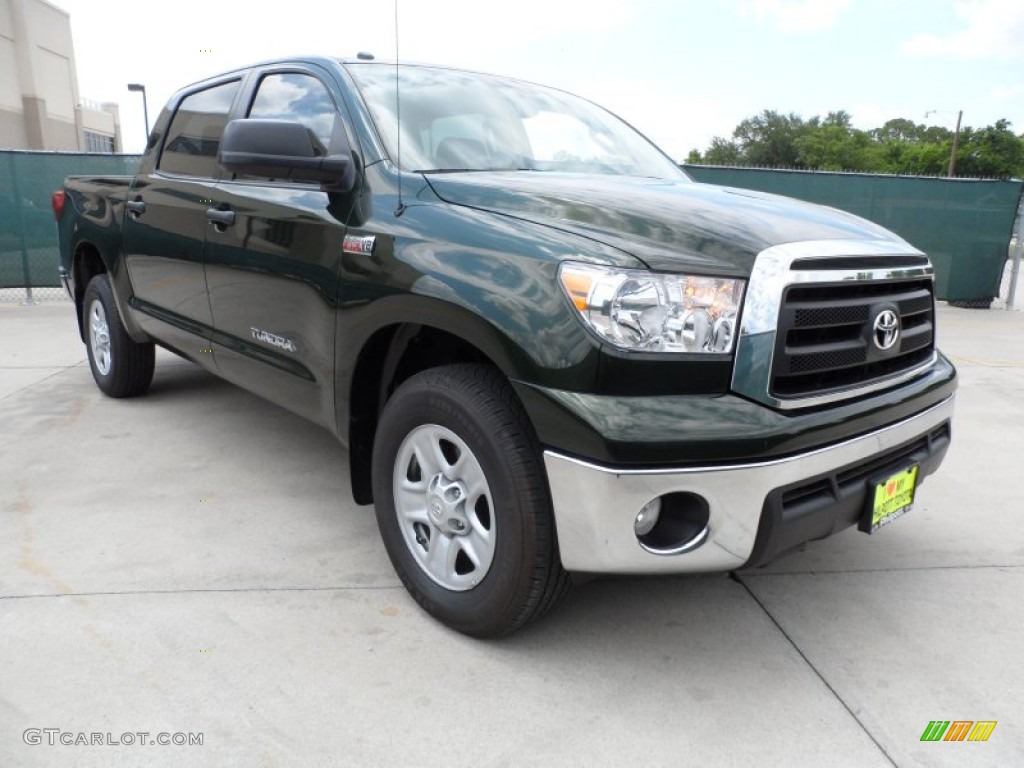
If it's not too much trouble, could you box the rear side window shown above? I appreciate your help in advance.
[247,73,344,155]
[159,80,240,177]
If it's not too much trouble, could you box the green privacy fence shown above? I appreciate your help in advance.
[1,150,142,291]
[684,165,1024,302]
[3,151,1020,302]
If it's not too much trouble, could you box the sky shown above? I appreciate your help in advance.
[51,0,1024,158]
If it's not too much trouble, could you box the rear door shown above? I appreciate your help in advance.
[204,66,354,427]
[122,78,242,356]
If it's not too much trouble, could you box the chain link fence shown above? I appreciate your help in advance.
[0,286,66,301]
[1,150,141,303]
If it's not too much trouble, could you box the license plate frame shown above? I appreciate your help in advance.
[860,464,920,534]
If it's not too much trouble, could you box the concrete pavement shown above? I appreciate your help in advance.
[1,301,1021,767]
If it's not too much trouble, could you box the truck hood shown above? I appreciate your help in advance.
[424,172,904,275]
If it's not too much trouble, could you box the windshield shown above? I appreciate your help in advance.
[345,63,686,180]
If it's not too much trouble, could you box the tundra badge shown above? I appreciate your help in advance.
[250,327,297,352]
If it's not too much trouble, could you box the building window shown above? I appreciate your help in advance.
[84,131,115,153]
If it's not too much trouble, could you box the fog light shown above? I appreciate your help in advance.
[634,498,661,536]
[635,492,710,555]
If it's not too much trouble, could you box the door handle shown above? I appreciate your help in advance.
[126,199,146,217]
[206,207,236,229]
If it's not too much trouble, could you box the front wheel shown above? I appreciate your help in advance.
[372,364,570,637]
[83,274,155,397]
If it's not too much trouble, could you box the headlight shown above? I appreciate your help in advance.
[559,262,745,354]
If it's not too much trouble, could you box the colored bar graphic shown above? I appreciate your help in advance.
[967,722,997,742]
[944,721,973,741]
[920,720,997,742]
[921,721,950,741]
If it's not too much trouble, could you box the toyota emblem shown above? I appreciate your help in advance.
[873,309,900,351]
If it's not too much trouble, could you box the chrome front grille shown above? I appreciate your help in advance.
[770,278,935,397]
[730,239,939,410]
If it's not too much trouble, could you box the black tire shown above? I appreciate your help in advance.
[372,364,571,637]
[82,274,155,397]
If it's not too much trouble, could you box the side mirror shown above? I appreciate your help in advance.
[219,119,356,193]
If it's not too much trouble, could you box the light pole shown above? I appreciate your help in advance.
[947,110,963,178]
[127,83,149,147]
[925,109,963,178]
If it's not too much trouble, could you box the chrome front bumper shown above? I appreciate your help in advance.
[543,394,955,574]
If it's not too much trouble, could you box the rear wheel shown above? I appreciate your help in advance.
[372,364,570,637]
[83,274,155,397]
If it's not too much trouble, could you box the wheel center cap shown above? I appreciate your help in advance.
[428,499,444,521]
[426,474,470,535]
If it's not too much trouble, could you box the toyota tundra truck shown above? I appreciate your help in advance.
[54,57,956,636]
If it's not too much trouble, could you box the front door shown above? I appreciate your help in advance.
[204,69,355,427]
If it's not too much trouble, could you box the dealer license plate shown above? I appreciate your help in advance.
[860,465,919,534]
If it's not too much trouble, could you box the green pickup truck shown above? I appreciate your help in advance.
[54,57,956,636]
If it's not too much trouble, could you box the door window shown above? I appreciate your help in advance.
[158,80,240,177]
[247,73,345,157]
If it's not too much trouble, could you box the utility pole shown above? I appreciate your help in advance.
[948,110,962,178]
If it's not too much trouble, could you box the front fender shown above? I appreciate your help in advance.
[332,192,633,426]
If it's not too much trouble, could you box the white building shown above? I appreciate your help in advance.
[0,0,122,151]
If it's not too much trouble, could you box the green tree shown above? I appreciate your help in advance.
[692,111,1024,178]
[868,119,954,175]
[870,118,922,144]
[795,111,874,171]
[893,142,951,175]
[732,110,810,167]
[702,136,743,165]
[955,120,1024,177]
